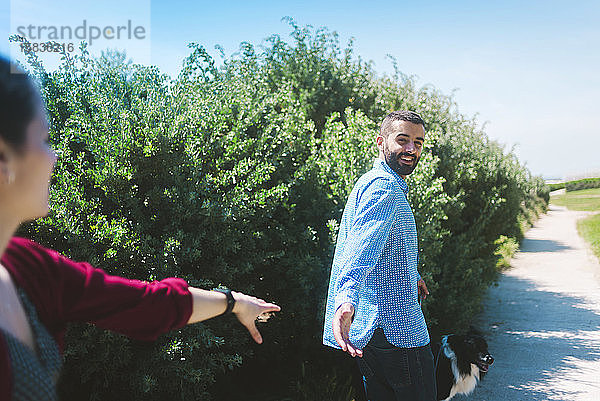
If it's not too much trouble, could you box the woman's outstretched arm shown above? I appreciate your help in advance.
[4,237,282,344]
[187,288,281,344]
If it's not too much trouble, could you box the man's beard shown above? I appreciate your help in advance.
[383,142,420,176]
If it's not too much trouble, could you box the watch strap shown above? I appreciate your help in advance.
[212,288,235,316]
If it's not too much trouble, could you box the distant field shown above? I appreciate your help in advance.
[552,188,600,260]
[550,188,600,211]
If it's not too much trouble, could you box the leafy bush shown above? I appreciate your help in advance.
[548,182,565,191]
[566,177,600,192]
[13,21,547,400]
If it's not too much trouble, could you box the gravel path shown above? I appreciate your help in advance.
[454,205,600,401]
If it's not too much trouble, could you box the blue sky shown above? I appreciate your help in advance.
[2,0,599,179]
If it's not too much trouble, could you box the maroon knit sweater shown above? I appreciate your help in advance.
[0,237,193,399]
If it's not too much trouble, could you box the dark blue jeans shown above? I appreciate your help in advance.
[356,328,436,401]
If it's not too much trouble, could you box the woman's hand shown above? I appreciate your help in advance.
[187,288,280,344]
[231,291,281,344]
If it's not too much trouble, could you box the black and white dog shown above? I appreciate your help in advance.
[433,330,494,400]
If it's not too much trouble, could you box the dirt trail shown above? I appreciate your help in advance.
[454,205,600,401]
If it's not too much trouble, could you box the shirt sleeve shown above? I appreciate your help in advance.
[333,177,400,311]
[56,255,193,341]
[5,237,193,342]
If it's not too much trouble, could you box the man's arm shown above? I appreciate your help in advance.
[332,178,399,356]
[333,178,399,310]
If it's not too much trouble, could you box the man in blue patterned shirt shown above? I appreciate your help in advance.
[323,111,436,400]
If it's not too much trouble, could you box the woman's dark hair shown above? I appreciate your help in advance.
[0,55,41,150]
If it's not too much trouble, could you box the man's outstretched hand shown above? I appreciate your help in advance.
[332,302,363,357]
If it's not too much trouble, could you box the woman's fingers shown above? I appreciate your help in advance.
[245,321,263,344]
[256,303,281,322]
[262,303,281,312]
[233,292,280,344]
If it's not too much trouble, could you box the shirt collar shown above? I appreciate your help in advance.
[373,158,409,194]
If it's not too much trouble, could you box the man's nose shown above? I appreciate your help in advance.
[404,141,416,153]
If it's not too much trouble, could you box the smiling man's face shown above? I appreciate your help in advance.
[377,120,425,177]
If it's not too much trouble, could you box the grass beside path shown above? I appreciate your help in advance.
[551,188,600,261]
[550,187,600,211]
[578,214,600,260]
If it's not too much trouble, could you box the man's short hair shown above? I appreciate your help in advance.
[380,111,426,137]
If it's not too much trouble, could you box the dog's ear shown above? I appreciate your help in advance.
[467,326,483,336]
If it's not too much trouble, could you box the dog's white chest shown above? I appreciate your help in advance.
[444,364,480,400]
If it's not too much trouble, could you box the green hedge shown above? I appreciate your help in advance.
[13,22,547,401]
[548,182,566,191]
[566,177,600,192]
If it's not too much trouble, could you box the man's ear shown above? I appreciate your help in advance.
[376,135,384,151]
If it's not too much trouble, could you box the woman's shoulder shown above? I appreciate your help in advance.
[1,237,65,312]
[1,237,69,349]
[2,237,62,280]
[4,236,61,260]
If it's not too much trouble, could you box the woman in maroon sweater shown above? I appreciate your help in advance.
[0,56,280,400]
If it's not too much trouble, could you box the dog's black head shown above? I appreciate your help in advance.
[464,334,494,373]
[447,331,494,375]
